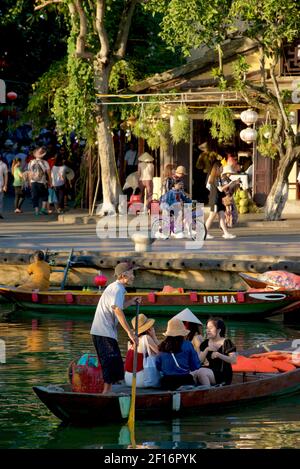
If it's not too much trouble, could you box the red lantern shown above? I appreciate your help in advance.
[7,91,17,101]
[94,274,107,288]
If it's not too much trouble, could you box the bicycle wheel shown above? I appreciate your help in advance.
[151,218,170,240]
[189,219,207,241]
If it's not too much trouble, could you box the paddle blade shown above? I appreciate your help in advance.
[127,375,137,449]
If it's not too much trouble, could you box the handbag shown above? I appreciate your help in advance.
[143,336,161,387]
[222,194,233,206]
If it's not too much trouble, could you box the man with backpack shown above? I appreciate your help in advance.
[27,147,51,216]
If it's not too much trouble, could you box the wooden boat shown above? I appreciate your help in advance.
[1,284,300,317]
[33,340,300,424]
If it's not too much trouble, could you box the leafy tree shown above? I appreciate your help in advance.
[147,0,300,220]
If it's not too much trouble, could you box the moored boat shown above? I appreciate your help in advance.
[1,285,300,317]
[33,340,300,424]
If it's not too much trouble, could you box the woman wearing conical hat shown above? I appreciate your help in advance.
[137,152,154,209]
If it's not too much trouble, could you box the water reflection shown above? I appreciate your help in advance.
[0,312,300,448]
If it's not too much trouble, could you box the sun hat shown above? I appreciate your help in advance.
[138,152,154,162]
[131,313,155,335]
[222,165,236,175]
[175,165,187,176]
[114,261,138,277]
[172,308,203,325]
[163,318,190,337]
[33,147,47,159]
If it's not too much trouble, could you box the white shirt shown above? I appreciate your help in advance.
[138,162,154,181]
[51,165,67,187]
[125,149,137,166]
[90,281,126,339]
[28,158,50,184]
[0,161,8,190]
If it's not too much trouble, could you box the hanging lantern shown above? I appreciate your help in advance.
[93,273,108,288]
[240,109,258,126]
[240,127,257,144]
[7,91,17,101]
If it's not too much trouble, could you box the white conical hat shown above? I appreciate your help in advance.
[172,308,202,325]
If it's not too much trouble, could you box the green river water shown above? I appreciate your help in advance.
[1,303,300,449]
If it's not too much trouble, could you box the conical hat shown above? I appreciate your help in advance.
[138,152,154,162]
[172,308,202,325]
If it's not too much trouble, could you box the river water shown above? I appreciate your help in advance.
[1,303,300,449]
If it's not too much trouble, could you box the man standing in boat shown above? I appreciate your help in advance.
[90,262,141,394]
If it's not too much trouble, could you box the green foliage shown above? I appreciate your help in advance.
[109,60,137,92]
[146,0,232,56]
[257,123,278,158]
[25,59,67,131]
[233,55,250,90]
[133,116,169,150]
[211,67,227,91]
[204,105,235,143]
[170,104,190,144]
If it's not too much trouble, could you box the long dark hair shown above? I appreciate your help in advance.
[159,336,183,354]
[184,322,203,342]
[207,317,226,337]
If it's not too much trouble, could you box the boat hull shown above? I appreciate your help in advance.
[1,285,300,318]
[33,368,300,424]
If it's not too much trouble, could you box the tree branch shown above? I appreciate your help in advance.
[95,0,110,64]
[269,61,290,131]
[113,0,139,59]
[34,0,63,11]
[73,0,94,59]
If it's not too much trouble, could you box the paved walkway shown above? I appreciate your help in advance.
[0,195,300,259]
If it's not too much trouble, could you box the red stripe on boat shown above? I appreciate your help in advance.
[148,292,156,303]
[32,292,39,303]
[189,292,198,302]
[66,293,74,304]
[237,292,245,303]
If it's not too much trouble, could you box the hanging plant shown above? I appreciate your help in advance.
[170,104,190,144]
[204,105,235,144]
[132,118,169,150]
[257,124,278,159]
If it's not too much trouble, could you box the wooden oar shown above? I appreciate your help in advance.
[127,300,140,448]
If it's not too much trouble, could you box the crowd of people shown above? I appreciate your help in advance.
[122,141,252,240]
[0,127,81,218]
[90,261,237,394]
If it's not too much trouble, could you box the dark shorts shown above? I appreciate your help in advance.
[160,373,194,390]
[92,335,124,384]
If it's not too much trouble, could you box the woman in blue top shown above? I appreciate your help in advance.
[156,318,212,390]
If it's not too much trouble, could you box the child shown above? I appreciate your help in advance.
[12,158,25,213]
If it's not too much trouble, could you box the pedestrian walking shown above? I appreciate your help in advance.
[137,152,154,209]
[0,153,8,219]
[28,147,51,216]
[11,158,25,213]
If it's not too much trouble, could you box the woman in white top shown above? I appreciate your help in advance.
[137,152,154,209]
[124,313,160,388]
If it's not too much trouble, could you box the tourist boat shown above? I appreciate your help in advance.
[1,284,300,318]
[33,340,300,424]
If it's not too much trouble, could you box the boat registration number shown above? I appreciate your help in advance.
[202,295,236,304]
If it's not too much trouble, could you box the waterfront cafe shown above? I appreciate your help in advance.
[124,37,300,207]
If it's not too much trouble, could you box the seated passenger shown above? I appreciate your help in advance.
[199,317,237,385]
[124,313,160,388]
[155,318,211,390]
[172,308,204,359]
[17,250,51,291]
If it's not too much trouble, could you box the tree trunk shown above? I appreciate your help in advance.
[264,146,296,220]
[94,60,122,216]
